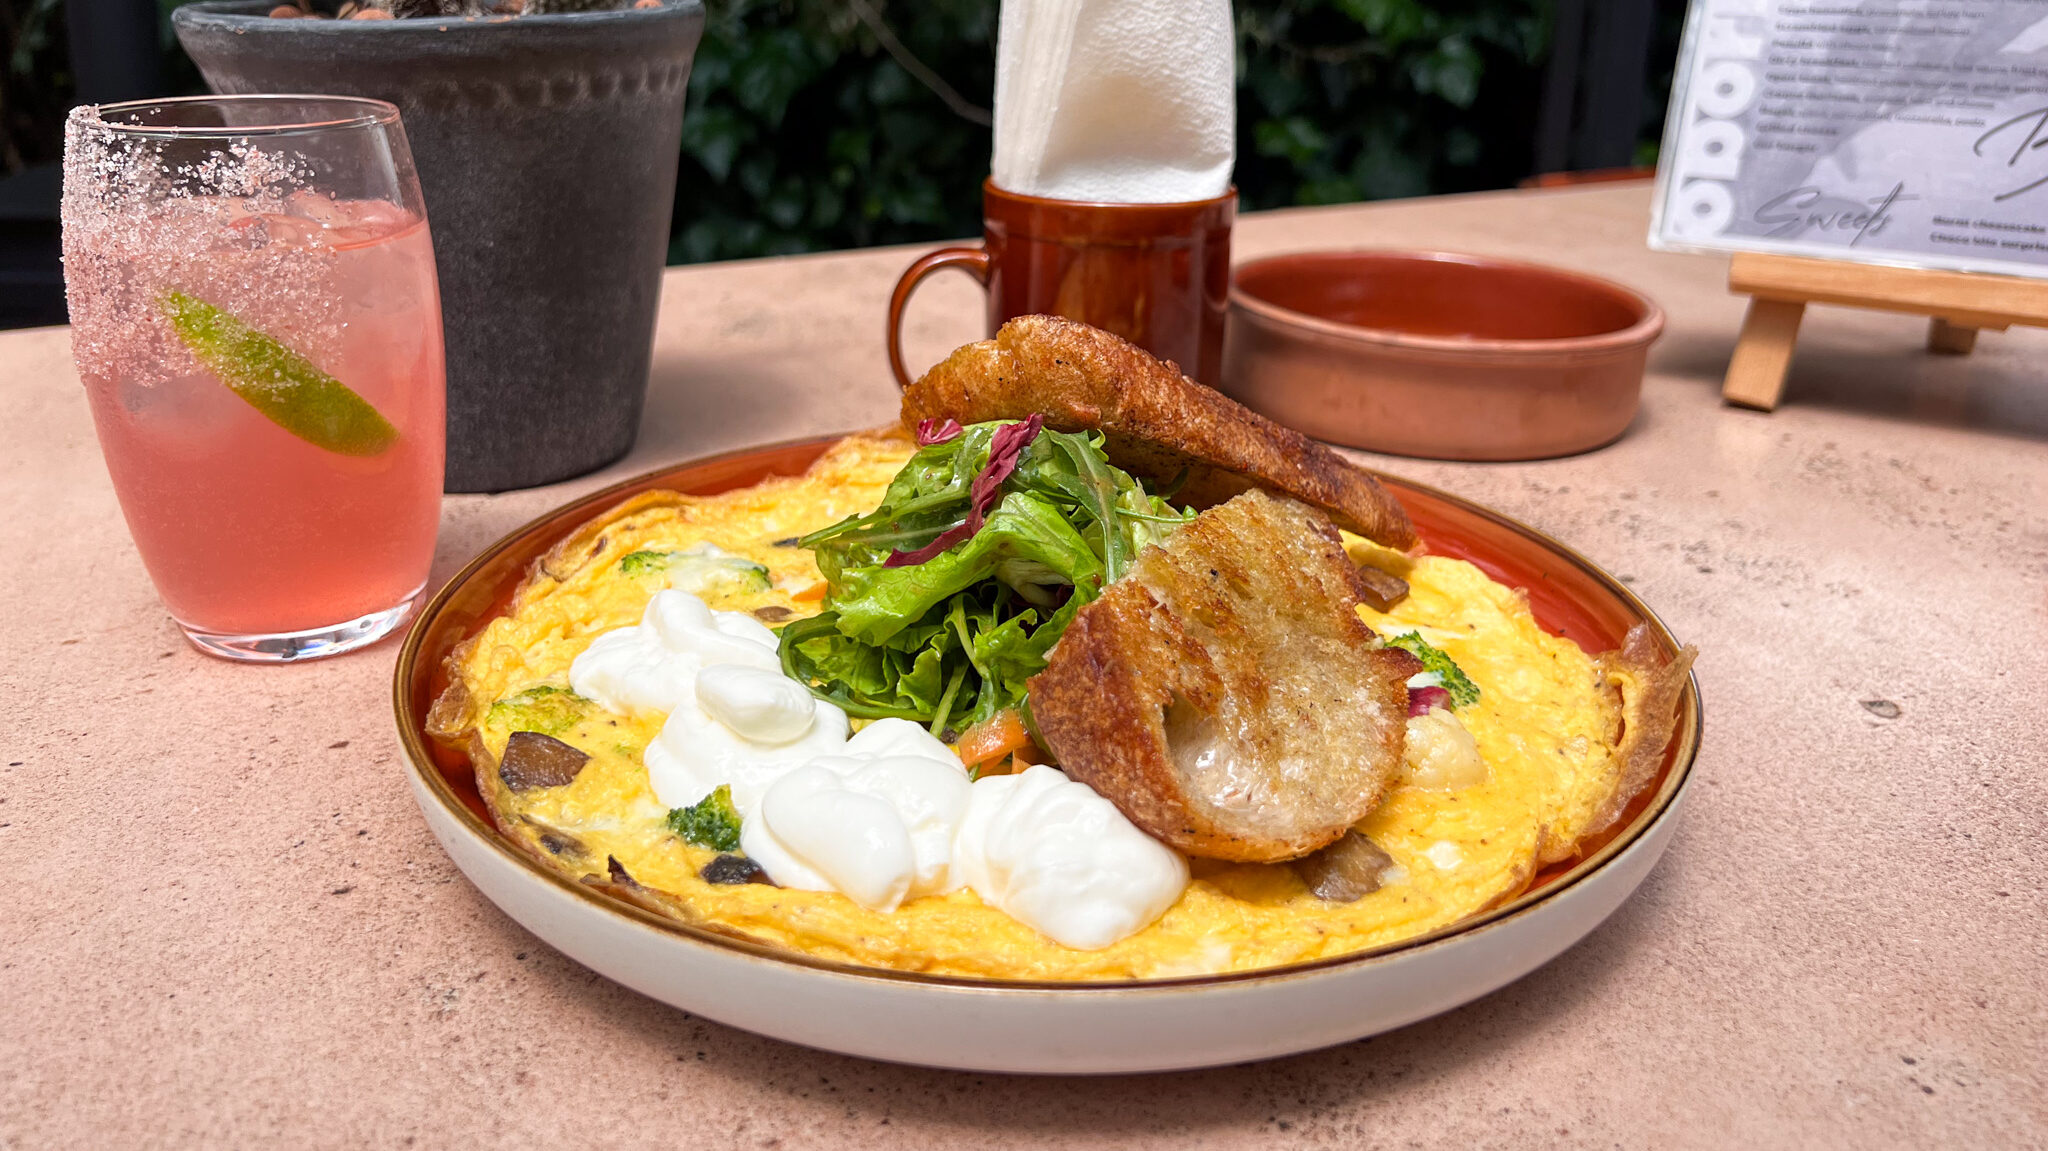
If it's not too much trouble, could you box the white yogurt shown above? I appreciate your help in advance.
[744,721,972,912]
[569,589,785,715]
[951,764,1190,951]
[570,591,849,810]
[570,591,1190,946]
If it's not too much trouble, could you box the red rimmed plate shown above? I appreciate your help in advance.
[393,435,1701,1073]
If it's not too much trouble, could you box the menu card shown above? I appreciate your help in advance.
[1651,1,2048,279]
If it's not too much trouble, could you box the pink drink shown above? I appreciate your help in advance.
[63,98,446,660]
[77,202,444,636]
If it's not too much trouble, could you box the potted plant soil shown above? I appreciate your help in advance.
[174,0,706,492]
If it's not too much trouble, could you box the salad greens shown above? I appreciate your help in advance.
[777,418,1191,734]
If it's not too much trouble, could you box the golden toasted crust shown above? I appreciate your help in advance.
[1583,624,1699,844]
[1029,490,1411,863]
[903,315,1418,549]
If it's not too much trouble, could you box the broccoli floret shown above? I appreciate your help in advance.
[618,549,671,575]
[620,544,772,596]
[669,544,771,595]
[668,784,743,852]
[1383,631,1481,709]
[485,685,588,735]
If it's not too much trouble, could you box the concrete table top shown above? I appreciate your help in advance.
[3,183,2042,1147]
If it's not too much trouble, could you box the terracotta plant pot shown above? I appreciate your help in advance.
[1223,250,1665,461]
[174,1,705,492]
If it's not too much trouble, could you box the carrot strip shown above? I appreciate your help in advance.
[954,708,1034,767]
[790,581,828,602]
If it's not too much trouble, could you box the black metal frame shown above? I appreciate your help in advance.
[1534,0,1663,176]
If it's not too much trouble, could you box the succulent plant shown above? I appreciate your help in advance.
[358,0,630,15]
[371,0,469,14]
[521,0,629,11]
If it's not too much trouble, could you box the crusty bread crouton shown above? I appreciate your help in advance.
[1028,489,1412,862]
[902,315,1417,549]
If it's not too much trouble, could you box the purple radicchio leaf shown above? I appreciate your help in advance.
[885,414,1046,568]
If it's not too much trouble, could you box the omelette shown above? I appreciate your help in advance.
[428,430,1689,982]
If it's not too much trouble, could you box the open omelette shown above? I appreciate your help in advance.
[428,320,1692,982]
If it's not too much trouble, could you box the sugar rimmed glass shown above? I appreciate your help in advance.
[62,95,446,662]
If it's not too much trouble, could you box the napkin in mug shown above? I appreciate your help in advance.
[991,0,1236,204]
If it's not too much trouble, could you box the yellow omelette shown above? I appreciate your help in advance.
[429,433,1659,981]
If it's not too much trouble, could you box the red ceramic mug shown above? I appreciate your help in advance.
[887,178,1236,390]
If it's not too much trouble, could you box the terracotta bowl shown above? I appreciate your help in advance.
[393,434,1701,1073]
[1223,250,1665,461]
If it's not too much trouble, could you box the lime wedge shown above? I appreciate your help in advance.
[159,290,398,457]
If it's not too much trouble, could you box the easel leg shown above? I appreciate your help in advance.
[1927,317,1977,354]
[1722,298,1806,411]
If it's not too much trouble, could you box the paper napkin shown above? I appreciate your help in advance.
[991,0,1236,203]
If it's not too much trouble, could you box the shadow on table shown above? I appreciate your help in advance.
[633,350,899,470]
[1653,328,2048,443]
[636,354,795,461]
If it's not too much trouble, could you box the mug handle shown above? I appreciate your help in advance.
[887,246,992,391]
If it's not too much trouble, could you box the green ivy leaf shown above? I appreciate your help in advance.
[1411,37,1483,109]
[1254,116,1328,165]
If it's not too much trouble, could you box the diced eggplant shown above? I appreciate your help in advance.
[498,730,590,791]
[1355,565,1410,611]
[1294,830,1397,902]
[606,855,639,887]
[700,854,774,886]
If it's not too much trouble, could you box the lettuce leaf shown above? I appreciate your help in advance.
[778,420,1191,732]
[826,489,1101,645]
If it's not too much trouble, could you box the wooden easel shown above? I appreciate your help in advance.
[1721,251,2048,410]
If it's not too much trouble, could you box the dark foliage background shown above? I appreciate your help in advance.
[1,0,69,171]
[3,0,1677,265]
[670,0,1553,263]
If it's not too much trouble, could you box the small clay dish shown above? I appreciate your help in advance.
[1222,250,1664,461]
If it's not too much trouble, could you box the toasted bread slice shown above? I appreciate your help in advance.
[1028,490,1412,862]
[902,315,1417,549]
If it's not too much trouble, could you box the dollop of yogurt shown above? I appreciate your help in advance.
[569,590,1191,947]
[952,764,1190,950]
[744,720,972,912]
[569,590,786,714]
[571,591,849,810]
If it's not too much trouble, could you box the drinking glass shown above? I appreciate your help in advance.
[62,96,446,662]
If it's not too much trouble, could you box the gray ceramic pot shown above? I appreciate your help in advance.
[174,1,705,492]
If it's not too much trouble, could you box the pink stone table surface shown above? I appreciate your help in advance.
[3,184,2043,1148]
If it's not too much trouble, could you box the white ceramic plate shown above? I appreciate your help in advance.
[394,435,1702,1074]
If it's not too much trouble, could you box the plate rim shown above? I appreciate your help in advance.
[393,432,1703,993]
